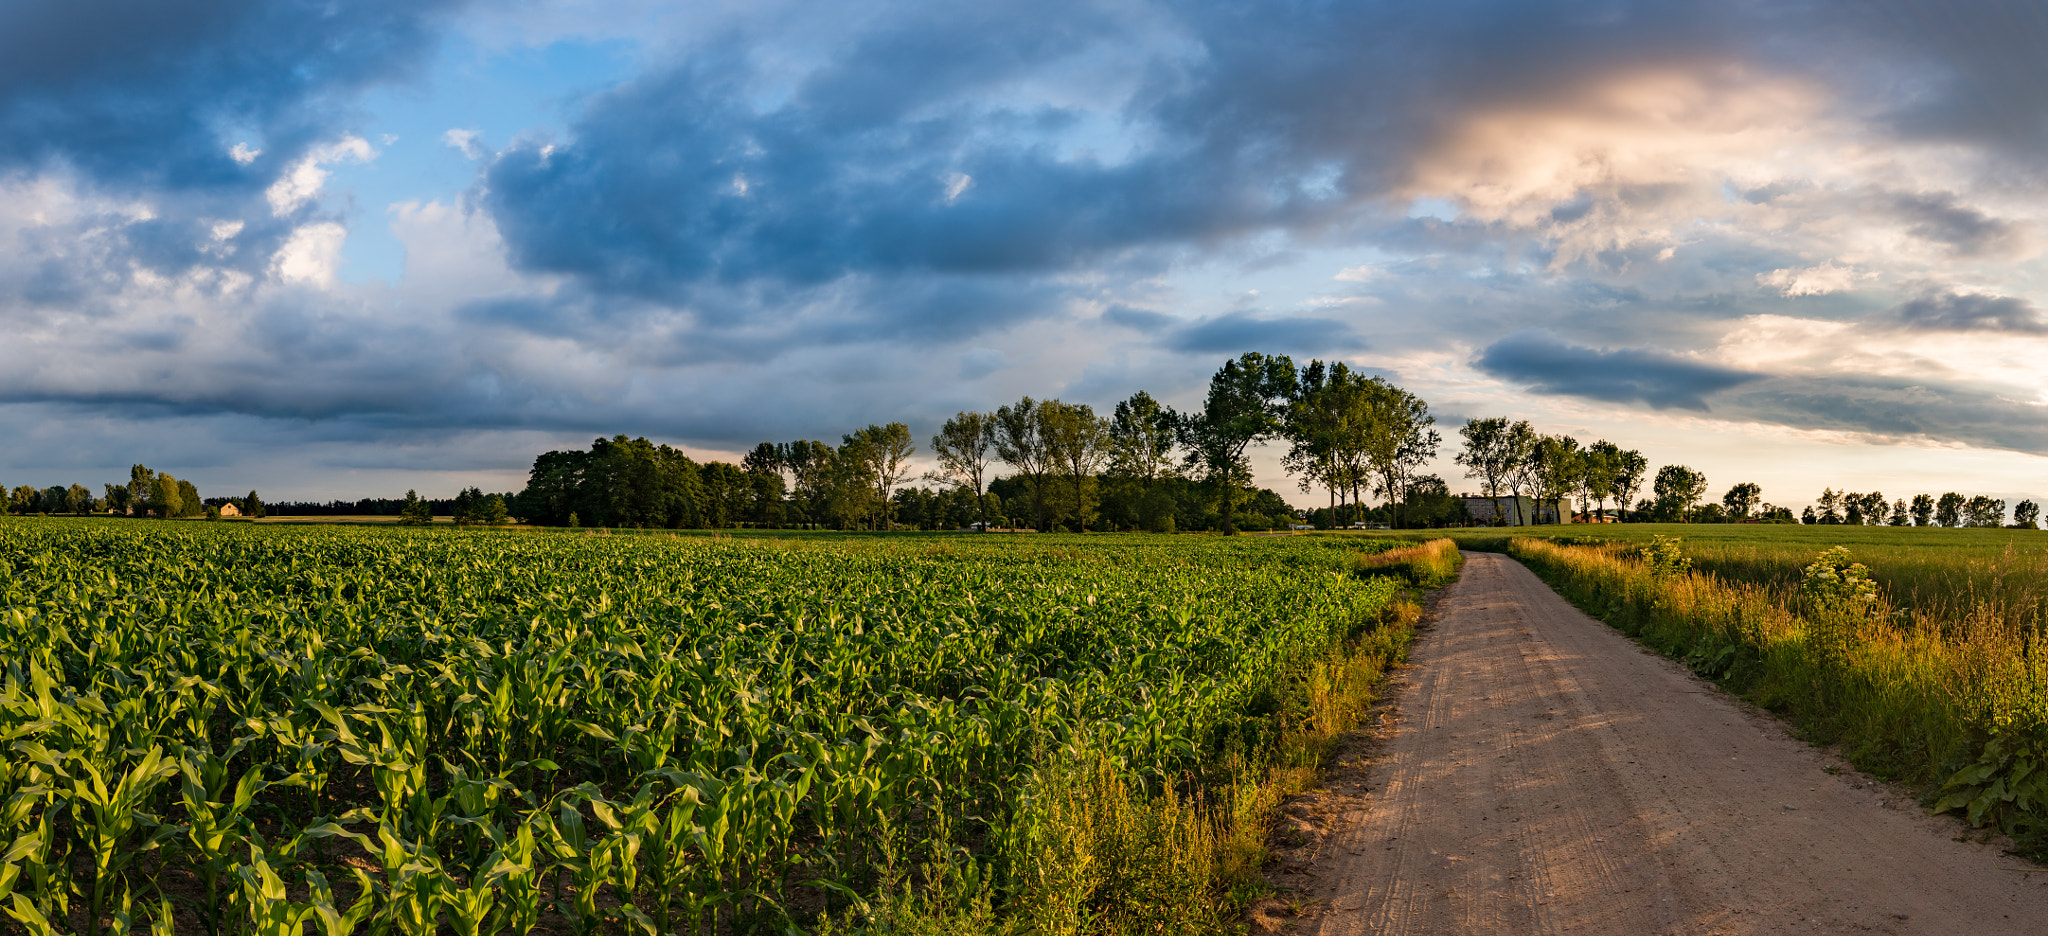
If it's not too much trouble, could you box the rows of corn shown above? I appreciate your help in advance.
[0,521,1401,935]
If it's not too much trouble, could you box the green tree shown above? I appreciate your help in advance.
[103,483,131,516]
[2011,499,2039,529]
[843,423,915,530]
[151,474,184,519]
[244,490,266,518]
[994,397,1057,531]
[781,440,837,529]
[176,479,201,518]
[1580,440,1622,522]
[483,494,509,525]
[1608,447,1649,522]
[1178,353,1299,535]
[1040,401,1106,530]
[1911,493,1935,526]
[1722,482,1761,520]
[1354,376,1439,529]
[1456,417,1518,526]
[65,483,93,515]
[1652,465,1707,522]
[700,462,751,528]
[1889,497,1909,526]
[1107,391,1180,532]
[1527,435,1581,524]
[1935,491,1965,527]
[1816,487,1843,524]
[929,412,997,526]
[129,465,158,516]
[398,490,432,525]
[1964,495,2005,528]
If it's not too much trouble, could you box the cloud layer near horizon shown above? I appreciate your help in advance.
[4,0,2048,499]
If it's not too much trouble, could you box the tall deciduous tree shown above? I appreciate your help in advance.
[1722,482,1761,519]
[1911,493,1935,526]
[1584,439,1626,522]
[1353,376,1440,529]
[1178,353,1298,535]
[1108,391,1179,531]
[1040,401,1107,531]
[1608,447,1648,522]
[995,397,1058,531]
[929,411,997,526]
[844,423,915,530]
[1456,417,1515,525]
[1527,435,1581,524]
[1653,465,1708,522]
[2013,499,2040,529]
[1935,491,1965,527]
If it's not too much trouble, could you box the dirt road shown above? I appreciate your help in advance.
[1275,551,2048,935]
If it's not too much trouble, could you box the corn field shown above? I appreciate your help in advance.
[0,521,1401,934]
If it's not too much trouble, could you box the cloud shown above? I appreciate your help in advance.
[271,222,348,287]
[1893,291,2048,333]
[0,0,456,190]
[1168,312,1363,357]
[1102,305,1173,332]
[1757,261,1864,297]
[1885,191,2025,258]
[265,137,376,216]
[1476,330,1762,411]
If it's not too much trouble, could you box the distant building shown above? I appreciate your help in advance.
[1460,495,1565,526]
[219,502,241,518]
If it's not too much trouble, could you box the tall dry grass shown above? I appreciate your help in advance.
[1510,536,2048,844]
[1352,538,1463,588]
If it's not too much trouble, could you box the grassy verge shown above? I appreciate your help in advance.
[1507,536,2048,851]
[859,542,1455,935]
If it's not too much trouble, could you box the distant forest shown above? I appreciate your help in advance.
[6,351,2041,531]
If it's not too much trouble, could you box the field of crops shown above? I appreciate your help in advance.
[0,520,1409,935]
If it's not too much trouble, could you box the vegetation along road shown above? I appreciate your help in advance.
[1286,551,2048,935]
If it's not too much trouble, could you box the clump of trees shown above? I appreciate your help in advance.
[1799,488,2022,527]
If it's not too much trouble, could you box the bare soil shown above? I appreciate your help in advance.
[1257,551,2048,935]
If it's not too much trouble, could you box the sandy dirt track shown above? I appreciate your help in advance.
[1275,551,2048,935]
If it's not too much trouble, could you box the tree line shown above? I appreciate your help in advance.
[8,351,2046,530]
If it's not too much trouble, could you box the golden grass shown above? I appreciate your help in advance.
[1509,536,2048,843]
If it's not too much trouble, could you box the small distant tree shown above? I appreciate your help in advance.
[2012,499,2040,529]
[104,484,131,516]
[484,494,509,525]
[1911,493,1935,527]
[1964,495,2005,528]
[1843,492,1864,526]
[398,490,432,525]
[1652,465,1708,522]
[1888,498,1909,526]
[1722,482,1761,520]
[1935,492,1965,527]
[1857,491,1888,526]
[1816,488,1843,524]
[176,479,201,518]
[1527,436,1581,524]
[65,483,93,515]
[10,485,38,515]
[1801,506,1817,525]
[244,490,266,518]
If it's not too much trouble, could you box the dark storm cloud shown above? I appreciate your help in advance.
[1886,192,2026,257]
[1893,291,2048,333]
[1169,313,1363,357]
[1475,330,1762,411]
[0,0,460,191]
[1727,375,2048,455]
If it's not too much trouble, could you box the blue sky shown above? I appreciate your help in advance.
[5,0,2048,511]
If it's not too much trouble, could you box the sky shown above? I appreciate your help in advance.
[5,0,2048,513]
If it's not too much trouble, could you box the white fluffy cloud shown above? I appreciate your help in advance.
[265,137,376,217]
